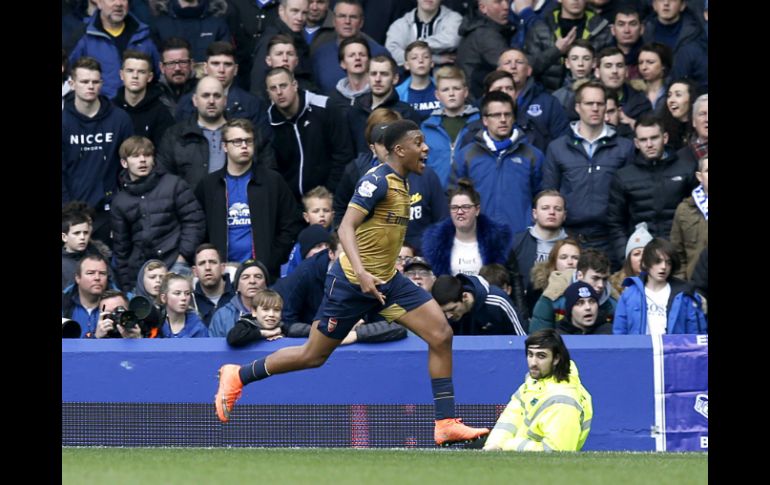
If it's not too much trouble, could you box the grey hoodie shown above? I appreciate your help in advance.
[527,226,568,264]
[335,77,371,105]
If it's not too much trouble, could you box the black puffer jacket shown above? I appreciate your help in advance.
[110,169,206,290]
[524,8,613,92]
[606,150,698,266]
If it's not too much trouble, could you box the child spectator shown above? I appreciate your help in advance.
[62,201,114,291]
[420,65,480,188]
[134,259,168,303]
[396,242,417,273]
[395,40,440,119]
[158,273,209,338]
[227,289,290,347]
[552,40,596,116]
[280,186,335,277]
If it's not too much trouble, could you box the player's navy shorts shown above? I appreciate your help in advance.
[316,261,432,339]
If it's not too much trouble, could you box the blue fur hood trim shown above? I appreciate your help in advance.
[421,213,513,276]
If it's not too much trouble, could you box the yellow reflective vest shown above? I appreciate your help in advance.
[483,360,593,451]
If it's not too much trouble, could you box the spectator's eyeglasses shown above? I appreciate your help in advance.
[225,138,254,147]
[162,59,192,67]
[405,270,432,278]
[450,204,477,213]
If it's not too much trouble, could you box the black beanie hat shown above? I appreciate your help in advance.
[298,224,331,258]
[233,259,270,289]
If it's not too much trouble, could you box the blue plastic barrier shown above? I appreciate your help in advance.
[62,335,666,450]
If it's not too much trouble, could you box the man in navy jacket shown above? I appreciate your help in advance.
[542,81,634,262]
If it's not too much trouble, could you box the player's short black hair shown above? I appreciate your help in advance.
[383,119,420,152]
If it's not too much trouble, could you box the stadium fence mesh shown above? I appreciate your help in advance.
[62,403,505,448]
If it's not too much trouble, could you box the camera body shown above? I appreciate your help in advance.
[108,306,141,329]
[105,295,161,337]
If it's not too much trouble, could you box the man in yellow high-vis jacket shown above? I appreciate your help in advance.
[483,329,593,451]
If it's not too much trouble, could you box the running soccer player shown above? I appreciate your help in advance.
[215,119,490,446]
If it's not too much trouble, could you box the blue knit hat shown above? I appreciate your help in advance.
[564,281,599,320]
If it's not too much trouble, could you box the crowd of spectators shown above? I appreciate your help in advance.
[62,0,707,340]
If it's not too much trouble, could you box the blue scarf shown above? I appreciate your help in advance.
[692,185,708,220]
[482,130,514,153]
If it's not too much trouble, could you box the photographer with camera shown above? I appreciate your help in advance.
[94,290,144,339]
[62,253,114,338]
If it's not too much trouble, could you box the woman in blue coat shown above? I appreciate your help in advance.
[613,238,706,335]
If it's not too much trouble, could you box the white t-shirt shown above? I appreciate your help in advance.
[645,284,671,335]
[450,238,482,276]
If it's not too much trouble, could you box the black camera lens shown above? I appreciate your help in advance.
[108,306,138,329]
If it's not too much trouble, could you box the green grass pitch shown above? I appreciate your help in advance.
[62,448,707,484]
